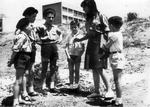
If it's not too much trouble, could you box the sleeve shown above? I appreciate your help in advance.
[109,34,117,42]
[104,34,117,49]
[12,34,26,52]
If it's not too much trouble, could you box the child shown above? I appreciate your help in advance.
[65,20,85,88]
[103,16,124,106]
[8,18,33,106]
[36,8,62,93]
[14,7,39,101]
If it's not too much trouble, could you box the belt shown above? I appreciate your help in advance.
[110,51,121,54]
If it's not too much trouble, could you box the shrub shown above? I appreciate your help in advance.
[127,12,138,22]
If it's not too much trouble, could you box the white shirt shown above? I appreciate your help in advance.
[12,31,32,52]
[66,31,85,56]
[108,31,123,52]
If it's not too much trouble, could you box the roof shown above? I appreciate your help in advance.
[46,1,84,13]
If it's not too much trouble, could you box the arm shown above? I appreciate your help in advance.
[65,48,71,59]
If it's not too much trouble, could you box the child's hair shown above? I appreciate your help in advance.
[22,7,38,16]
[108,16,123,29]
[43,8,56,18]
[80,0,98,21]
[16,18,30,31]
[70,20,80,27]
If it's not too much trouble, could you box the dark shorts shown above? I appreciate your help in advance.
[41,44,58,63]
[68,55,81,63]
[14,52,31,70]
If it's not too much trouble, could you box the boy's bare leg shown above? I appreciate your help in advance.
[113,69,123,104]
[13,69,24,106]
[41,61,48,89]
[113,69,122,98]
[22,73,28,97]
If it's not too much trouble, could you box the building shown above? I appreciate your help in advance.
[0,0,85,32]
[43,2,85,26]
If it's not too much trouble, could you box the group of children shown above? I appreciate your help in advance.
[7,0,125,106]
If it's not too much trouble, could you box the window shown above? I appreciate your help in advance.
[68,9,73,13]
[62,7,68,12]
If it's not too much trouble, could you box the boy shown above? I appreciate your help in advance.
[65,20,85,88]
[36,8,62,93]
[103,16,124,106]
[15,7,39,101]
[8,18,33,106]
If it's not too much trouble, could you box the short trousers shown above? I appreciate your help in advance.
[109,52,125,70]
[68,55,81,63]
[41,44,58,63]
[14,52,31,70]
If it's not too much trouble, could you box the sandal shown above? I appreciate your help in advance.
[19,100,32,105]
[87,93,104,99]
[28,91,39,96]
[21,95,32,102]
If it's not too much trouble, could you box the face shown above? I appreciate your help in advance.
[70,24,78,34]
[26,13,37,23]
[45,13,55,25]
[24,24,31,34]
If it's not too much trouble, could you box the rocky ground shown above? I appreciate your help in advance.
[1,19,150,107]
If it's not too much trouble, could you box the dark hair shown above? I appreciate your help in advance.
[43,8,56,18]
[16,18,30,31]
[22,7,38,16]
[108,16,123,29]
[70,20,80,27]
[81,0,98,21]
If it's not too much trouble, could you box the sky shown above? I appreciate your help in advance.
[0,0,150,32]
[1,0,150,18]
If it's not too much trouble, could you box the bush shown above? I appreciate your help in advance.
[127,12,138,22]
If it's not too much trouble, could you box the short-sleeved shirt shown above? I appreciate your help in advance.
[108,32,123,52]
[66,31,85,56]
[108,31,125,70]
[37,24,62,44]
[12,31,32,52]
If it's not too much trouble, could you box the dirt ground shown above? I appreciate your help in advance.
[0,32,150,107]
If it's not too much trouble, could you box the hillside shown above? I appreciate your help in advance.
[0,19,150,107]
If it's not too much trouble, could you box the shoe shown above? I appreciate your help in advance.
[41,89,48,96]
[73,84,79,89]
[49,88,60,93]
[28,91,39,97]
[115,98,123,106]
[21,95,32,102]
[105,91,115,99]
[87,93,102,98]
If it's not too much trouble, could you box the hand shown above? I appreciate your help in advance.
[67,58,73,62]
